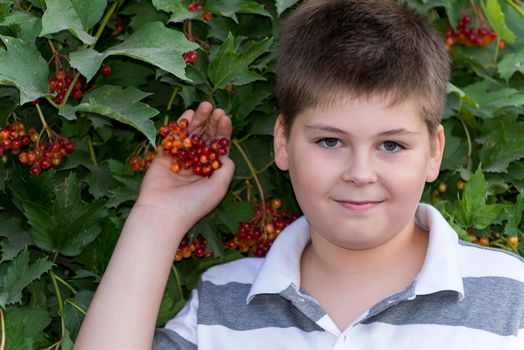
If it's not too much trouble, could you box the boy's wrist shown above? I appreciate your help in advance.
[126,204,194,241]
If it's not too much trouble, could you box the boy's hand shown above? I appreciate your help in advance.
[133,101,235,231]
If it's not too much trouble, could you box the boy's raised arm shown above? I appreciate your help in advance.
[74,102,235,350]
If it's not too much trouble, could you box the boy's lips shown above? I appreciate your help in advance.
[334,199,384,211]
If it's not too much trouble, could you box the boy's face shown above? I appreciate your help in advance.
[274,97,445,250]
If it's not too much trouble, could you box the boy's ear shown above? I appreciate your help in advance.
[426,124,445,182]
[274,115,289,171]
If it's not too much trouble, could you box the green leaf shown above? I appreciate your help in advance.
[0,35,49,105]
[106,176,141,208]
[275,0,300,16]
[504,192,524,236]
[69,21,199,81]
[218,194,254,232]
[71,0,107,31]
[122,0,169,30]
[23,174,107,256]
[39,0,96,45]
[441,120,468,171]
[60,85,159,146]
[151,0,184,13]
[446,83,479,109]
[497,47,524,80]
[454,165,504,229]
[208,33,272,89]
[230,83,272,120]
[64,290,93,339]
[0,4,11,21]
[0,11,42,43]
[479,125,524,173]
[481,0,516,44]
[462,80,524,118]
[84,162,118,199]
[189,213,225,258]
[4,307,52,350]
[0,217,32,263]
[207,0,271,22]
[0,247,54,307]
[77,218,121,275]
[8,168,55,209]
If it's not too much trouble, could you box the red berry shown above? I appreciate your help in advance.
[55,70,66,81]
[202,12,212,21]
[183,50,198,65]
[101,64,112,77]
[30,164,41,175]
[129,155,143,172]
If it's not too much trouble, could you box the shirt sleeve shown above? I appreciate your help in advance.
[152,288,199,350]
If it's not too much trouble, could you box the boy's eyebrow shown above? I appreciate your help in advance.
[303,124,420,137]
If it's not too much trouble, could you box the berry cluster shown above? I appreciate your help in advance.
[159,118,229,177]
[187,3,212,21]
[188,3,203,11]
[173,199,299,262]
[224,198,299,257]
[183,50,198,65]
[0,122,31,158]
[175,234,210,261]
[128,150,156,172]
[0,121,74,174]
[19,136,74,175]
[444,15,500,49]
[48,70,83,103]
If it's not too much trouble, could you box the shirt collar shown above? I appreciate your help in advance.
[247,203,464,304]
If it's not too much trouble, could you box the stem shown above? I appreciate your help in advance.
[492,37,501,65]
[55,1,118,110]
[41,341,61,350]
[507,0,524,17]
[233,139,266,223]
[35,103,53,139]
[457,100,472,171]
[88,138,99,166]
[44,96,60,109]
[54,275,78,294]
[171,266,184,299]
[49,270,65,345]
[0,307,5,350]
[64,299,87,315]
[91,1,119,46]
[167,86,180,112]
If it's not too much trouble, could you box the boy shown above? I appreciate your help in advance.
[75,0,524,349]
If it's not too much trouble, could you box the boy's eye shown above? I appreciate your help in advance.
[380,141,404,152]
[318,137,341,148]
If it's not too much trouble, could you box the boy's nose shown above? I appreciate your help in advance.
[340,151,378,185]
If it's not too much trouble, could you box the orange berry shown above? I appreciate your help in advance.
[508,236,519,248]
[479,237,490,246]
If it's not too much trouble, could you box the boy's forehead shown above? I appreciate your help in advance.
[301,92,421,118]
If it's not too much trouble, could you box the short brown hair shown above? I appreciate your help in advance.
[276,0,450,137]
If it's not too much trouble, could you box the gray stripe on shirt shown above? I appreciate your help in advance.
[198,281,324,332]
[362,276,524,336]
[152,328,197,350]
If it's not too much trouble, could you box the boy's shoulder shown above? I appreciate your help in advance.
[457,239,524,283]
[200,257,265,286]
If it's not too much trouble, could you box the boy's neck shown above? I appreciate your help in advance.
[301,219,429,277]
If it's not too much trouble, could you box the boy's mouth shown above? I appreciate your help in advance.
[334,200,383,212]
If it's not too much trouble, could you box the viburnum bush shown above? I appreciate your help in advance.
[0,0,523,348]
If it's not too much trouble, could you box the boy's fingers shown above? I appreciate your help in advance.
[216,114,233,139]
[190,101,213,130]
[177,109,195,124]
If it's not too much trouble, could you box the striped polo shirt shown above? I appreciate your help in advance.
[153,203,524,349]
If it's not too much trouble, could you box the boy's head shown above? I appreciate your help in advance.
[275,0,450,138]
